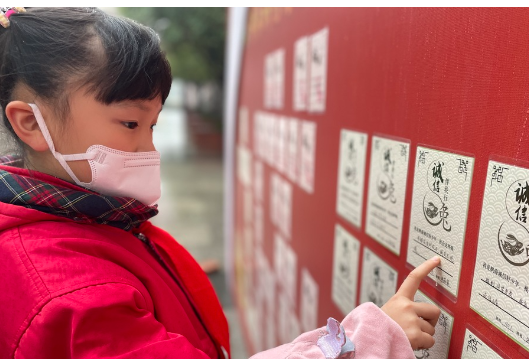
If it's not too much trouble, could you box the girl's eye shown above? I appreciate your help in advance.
[122,122,139,129]
[150,124,157,130]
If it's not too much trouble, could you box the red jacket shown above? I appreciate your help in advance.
[0,178,229,358]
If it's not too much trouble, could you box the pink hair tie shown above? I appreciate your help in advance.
[0,7,26,29]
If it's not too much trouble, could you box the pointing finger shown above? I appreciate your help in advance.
[397,256,441,299]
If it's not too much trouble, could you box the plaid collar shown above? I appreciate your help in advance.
[0,156,158,231]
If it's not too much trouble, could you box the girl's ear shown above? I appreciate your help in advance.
[5,101,49,152]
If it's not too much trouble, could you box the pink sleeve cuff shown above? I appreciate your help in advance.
[342,302,415,359]
[250,302,415,359]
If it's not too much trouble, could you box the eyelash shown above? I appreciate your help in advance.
[123,122,139,129]
[122,122,157,130]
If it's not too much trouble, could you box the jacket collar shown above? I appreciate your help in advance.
[0,156,158,231]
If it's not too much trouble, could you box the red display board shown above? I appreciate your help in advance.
[232,8,529,358]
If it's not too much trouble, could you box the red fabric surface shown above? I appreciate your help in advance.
[0,168,227,358]
[138,221,231,358]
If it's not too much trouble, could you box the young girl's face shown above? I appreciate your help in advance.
[38,87,162,184]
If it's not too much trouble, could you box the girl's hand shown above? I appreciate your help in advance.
[381,256,441,350]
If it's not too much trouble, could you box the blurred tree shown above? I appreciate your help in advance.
[120,8,226,85]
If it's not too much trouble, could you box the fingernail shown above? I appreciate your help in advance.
[431,256,441,263]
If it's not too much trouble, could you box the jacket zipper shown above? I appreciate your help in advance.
[135,232,224,359]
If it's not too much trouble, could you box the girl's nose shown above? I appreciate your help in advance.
[138,138,156,152]
[142,143,156,152]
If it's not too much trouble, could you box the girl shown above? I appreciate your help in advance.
[0,7,441,359]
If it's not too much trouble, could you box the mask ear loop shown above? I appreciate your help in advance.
[28,103,96,186]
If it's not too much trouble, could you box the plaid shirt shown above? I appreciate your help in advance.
[0,156,158,231]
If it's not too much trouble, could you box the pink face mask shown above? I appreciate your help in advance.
[28,103,161,206]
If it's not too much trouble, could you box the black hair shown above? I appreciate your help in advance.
[0,7,172,153]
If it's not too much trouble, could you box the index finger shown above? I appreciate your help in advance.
[397,256,441,299]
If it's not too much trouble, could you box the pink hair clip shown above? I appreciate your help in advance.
[0,7,26,29]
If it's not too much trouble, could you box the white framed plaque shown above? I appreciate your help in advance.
[470,160,529,351]
[406,146,474,297]
[365,136,410,254]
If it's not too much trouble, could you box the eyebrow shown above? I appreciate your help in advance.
[114,102,163,113]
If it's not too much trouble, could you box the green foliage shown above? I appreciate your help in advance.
[119,7,226,84]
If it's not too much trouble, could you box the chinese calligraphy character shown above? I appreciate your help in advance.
[383,149,392,174]
[313,48,322,65]
[466,335,481,353]
[443,178,449,202]
[458,158,469,180]
[439,203,452,232]
[400,144,407,159]
[418,150,427,166]
[514,181,529,224]
[431,161,444,193]
[491,165,508,186]
[348,139,355,159]
[345,138,357,183]
[515,182,529,205]
[515,205,528,223]
[438,313,448,334]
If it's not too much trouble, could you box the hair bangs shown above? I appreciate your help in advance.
[86,14,172,105]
